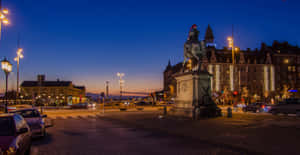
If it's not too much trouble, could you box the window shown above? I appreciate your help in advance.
[14,115,24,131]
[293,66,296,72]
[288,66,296,72]
[14,110,40,118]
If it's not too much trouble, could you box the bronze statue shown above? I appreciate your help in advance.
[183,24,206,71]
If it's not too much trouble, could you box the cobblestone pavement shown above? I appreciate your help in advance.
[32,110,300,155]
[31,113,243,155]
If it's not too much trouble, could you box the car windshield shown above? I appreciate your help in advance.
[0,117,14,136]
[14,110,40,118]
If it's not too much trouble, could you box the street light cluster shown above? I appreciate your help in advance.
[14,48,24,61]
[227,36,239,64]
[0,6,24,113]
[1,58,12,113]
[14,48,24,94]
[117,72,125,99]
[0,8,9,25]
[1,58,12,73]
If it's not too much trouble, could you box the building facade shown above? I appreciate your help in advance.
[21,75,86,105]
[164,25,300,104]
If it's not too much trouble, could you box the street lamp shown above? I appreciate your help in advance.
[1,58,12,113]
[14,48,23,98]
[227,37,234,64]
[117,72,125,100]
[0,6,9,39]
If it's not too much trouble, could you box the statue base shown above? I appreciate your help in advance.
[169,71,220,119]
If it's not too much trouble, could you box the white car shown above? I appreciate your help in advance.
[11,108,47,138]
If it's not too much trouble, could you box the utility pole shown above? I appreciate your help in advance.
[228,24,236,92]
[14,34,23,102]
[106,81,109,98]
[232,24,234,65]
[117,73,125,100]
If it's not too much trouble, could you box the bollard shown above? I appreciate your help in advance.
[40,106,43,114]
[227,107,232,118]
[163,106,167,115]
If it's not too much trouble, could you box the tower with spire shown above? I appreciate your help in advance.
[166,59,172,70]
[204,24,216,47]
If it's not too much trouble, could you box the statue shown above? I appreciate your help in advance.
[183,24,206,71]
[170,24,221,119]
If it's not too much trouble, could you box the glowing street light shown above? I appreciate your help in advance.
[117,72,125,99]
[2,8,8,14]
[227,36,235,64]
[0,6,9,39]
[14,48,24,97]
[1,58,12,113]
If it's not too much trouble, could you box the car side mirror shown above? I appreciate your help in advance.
[42,115,47,118]
[17,128,28,135]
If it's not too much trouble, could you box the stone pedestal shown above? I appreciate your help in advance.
[169,71,212,118]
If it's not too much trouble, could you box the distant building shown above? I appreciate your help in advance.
[164,25,300,103]
[21,75,86,105]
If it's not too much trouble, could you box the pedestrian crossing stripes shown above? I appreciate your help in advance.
[48,114,103,120]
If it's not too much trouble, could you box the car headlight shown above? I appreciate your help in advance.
[6,146,16,155]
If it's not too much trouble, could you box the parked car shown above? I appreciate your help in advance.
[10,108,47,138]
[242,102,272,113]
[135,101,151,106]
[87,102,96,108]
[70,103,88,109]
[0,113,32,155]
[269,98,300,115]
[71,102,96,109]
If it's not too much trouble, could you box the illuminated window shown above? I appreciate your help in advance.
[288,66,296,72]
[293,66,296,72]
[284,58,289,64]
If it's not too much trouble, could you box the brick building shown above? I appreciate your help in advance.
[164,25,300,103]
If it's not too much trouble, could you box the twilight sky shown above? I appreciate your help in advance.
[0,0,299,94]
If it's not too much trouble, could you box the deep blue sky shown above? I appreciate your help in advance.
[0,0,299,94]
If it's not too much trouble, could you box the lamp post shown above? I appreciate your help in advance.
[1,58,12,113]
[14,48,23,99]
[228,33,241,103]
[117,72,125,100]
[227,37,234,65]
[106,81,109,98]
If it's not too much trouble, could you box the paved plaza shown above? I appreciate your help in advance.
[29,109,300,155]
